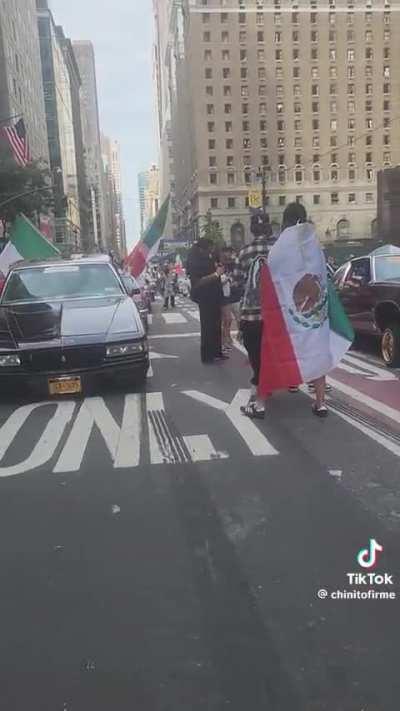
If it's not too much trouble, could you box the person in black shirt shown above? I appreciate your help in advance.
[192,264,228,364]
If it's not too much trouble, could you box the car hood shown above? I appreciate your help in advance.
[0,296,144,350]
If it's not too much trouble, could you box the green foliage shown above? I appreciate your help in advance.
[201,212,225,250]
[0,148,53,227]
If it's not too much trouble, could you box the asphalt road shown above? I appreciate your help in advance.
[0,296,399,710]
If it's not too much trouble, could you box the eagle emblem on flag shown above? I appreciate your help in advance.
[289,273,328,330]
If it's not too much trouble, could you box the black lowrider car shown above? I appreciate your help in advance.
[0,255,149,397]
[333,246,400,367]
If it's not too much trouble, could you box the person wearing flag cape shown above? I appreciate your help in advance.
[242,203,354,419]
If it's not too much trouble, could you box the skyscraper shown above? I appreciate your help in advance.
[72,41,107,250]
[138,165,160,237]
[0,0,48,161]
[154,0,400,245]
[138,170,150,236]
[37,1,81,251]
[101,134,127,256]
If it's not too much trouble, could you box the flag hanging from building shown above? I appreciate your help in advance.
[125,196,170,279]
[1,118,31,167]
[258,222,354,396]
[0,214,60,284]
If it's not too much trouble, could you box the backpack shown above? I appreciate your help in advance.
[242,255,268,312]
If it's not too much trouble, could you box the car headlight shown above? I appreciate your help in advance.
[0,354,21,367]
[106,342,146,358]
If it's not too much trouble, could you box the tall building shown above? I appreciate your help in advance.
[0,0,48,161]
[102,134,127,255]
[138,170,150,235]
[138,165,160,236]
[155,0,400,246]
[57,28,91,251]
[72,40,107,250]
[37,1,81,251]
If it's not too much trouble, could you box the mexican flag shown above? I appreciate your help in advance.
[126,196,169,279]
[259,222,354,396]
[0,214,60,281]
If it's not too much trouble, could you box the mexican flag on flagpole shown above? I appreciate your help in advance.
[258,222,354,396]
[0,214,60,280]
[125,196,170,279]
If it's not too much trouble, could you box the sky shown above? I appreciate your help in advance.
[50,0,157,250]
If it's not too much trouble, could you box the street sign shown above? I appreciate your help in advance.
[248,189,262,209]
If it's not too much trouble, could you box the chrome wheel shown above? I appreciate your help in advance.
[382,329,395,364]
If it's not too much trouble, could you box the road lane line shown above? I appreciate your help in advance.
[326,376,400,425]
[0,402,75,478]
[185,310,200,322]
[343,353,397,381]
[146,392,190,464]
[114,395,142,468]
[162,313,187,325]
[183,389,279,457]
[184,435,228,462]
[149,332,200,340]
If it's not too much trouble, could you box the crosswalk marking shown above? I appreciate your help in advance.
[146,392,190,464]
[185,309,200,322]
[183,435,228,462]
[162,313,187,325]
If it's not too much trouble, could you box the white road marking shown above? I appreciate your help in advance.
[54,395,141,472]
[183,435,228,462]
[162,313,187,325]
[147,364,154,378]
[148,314,153,326]
[150,351,179,360]
[342,353,397,382]
[149,332,200,340]
[299,385,400,458]
[0,402,75,478]
[183,389,279,457]
[326,376,400,425]
[146,392,188,464]
[185,310,200,322]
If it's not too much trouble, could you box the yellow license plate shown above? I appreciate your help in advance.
[48,377,82,395]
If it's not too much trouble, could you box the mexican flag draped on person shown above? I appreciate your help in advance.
[258,203,354,417]
[125,196,170,282]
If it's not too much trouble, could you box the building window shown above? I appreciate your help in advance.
[365,99,373,112]
[329,48,336,61]
[277,66,284,79]
[313,136,320,147]
[226,138,233,149]
[211,198,218,209]
[203,31,211,42]
[274,12,282,25]
[313,194,320,205]
[259,85,267,96]
[311,12,317,24]
[207,104,214,115]
[257,31,264,42]
[347,29,354,42]
[294,119,302,131]
[278,196,287,207]
[329,30,336,42]
[260,102,267,114]
[241,85,249,97]
[224,104,232,114]
[365,30,373,42]
[384,100,390,112]
[258,49,265,62]
[206,86,213,96]
[331,168,338,182]
[330,67,337,79]
[331,136,337,146]
[210,173,217,185]
[204,50,212,61]
[242,103,248,114]
[348,84,355,95]
[348,193,356,204]
[228,197,236,209]
[239,30,247,43]
[348,101,355,114]
[348,135,355,146]
[347,49,355,61]
[242,120,249,131]
[226,156,234,167]
[223,68,231,79]
[331,193,339,205]
[257,12,264,25]
[260,119,267,131]
[209,156,217,167]
[202,12,210,23]
[293,48,300,60]
[348,66,355,79]
[239,12,246,24]
[311,30,318,42]
[205,68,212,79]
[384,152,391,164]
[311,48,318,60]
[313,169,320,182]
[294,103,302,114]
[276,49,282,61]
[330,101,337,113]
[330,119,337,131]
[383,134,390,146]
[366,152,373,164]
[311,85,319,96]
[261,137,268,148]
[240,49,247,61]
[222,50,230,61]
[366,135,373,146]
[258,67,266,80]
[330,83,337,95]
[365,193,374,203]
[225,121,232,132]
[348,119,355,130]
[312,102,319,113]
[349,168,356,181]
[365,48,373,60]
[384,83,390,95]
[292,12,299,24]
[277,137,285,148]
[312,67,319,79]
[208,139,216,150]
[313,119,319,130]
[294,136,302,147]
[366,168,374,181]
[243,137,251,149]
[227,173,235,185]
[384,66,390,79]
[208,122,215,132]
[277,120,284,131]
[221,12,228,23]
[292,30,299,42]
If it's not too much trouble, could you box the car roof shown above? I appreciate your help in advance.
[9,255,113,272]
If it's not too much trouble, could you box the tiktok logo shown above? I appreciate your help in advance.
[357,539,384,569]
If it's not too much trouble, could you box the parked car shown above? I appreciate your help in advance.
[0,255,149,397]
[333,245,400,367]
[120,273,149,331]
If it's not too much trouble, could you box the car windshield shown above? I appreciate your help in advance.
[374,256,400,283]
[1,264,123,304]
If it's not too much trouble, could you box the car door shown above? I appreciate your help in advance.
[339,258,374,332]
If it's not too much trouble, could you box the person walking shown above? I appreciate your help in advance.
[234,213,272,418]
[186,238,215,297]
[192,263,228,364]
[162,265,176,310]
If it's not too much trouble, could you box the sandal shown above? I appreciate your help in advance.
[312,404,329,418]
[240,403,265,420]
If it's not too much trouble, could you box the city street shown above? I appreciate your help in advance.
[0,296,399,710]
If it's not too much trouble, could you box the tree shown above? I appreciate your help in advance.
[0,148,54,230]
[201,210,225,251]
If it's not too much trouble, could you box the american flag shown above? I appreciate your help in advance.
[1,118,31,167]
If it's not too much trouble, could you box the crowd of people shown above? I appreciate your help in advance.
[186,203,333,420]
